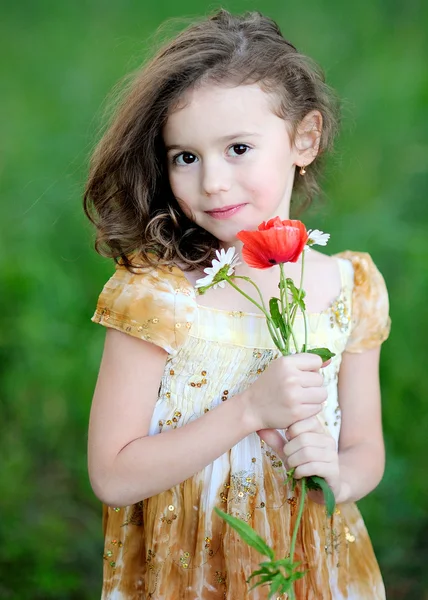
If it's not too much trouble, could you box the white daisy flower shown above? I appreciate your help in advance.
[306,229,330,247]
[195,247,241,290]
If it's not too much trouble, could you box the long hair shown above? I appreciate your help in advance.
[84,10,341,271]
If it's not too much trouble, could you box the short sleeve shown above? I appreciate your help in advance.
[336,251,391,353]
[91,263,197,356]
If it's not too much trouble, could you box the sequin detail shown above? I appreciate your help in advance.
[330,296,351,332]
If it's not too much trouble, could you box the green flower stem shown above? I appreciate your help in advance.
[232,275,287,354]
[225,276,285,353]
[289,478,307,596]
[233,275,269,313]
[299,251,308,352]
[278,264,286,323]
[280,263,299,353]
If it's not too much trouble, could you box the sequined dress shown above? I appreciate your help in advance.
[91,250,391,600]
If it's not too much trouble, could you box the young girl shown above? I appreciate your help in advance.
[85,10,391,599]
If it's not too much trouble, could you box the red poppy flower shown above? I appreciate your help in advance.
[236,217,308,269]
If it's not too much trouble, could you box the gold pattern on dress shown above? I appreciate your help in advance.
[324,524,342,559]
[104,535,124,569]
[345,526,356,543]
[330,296,351,333]
[123,501,143,526]
[287,497,297,516]
[266,451,283,469]
[180,552,190,569]
[204,536,214,556]
[229,311,245,317]
[215,570,227,584]
[230,472,257,502]
[189,375,208,388]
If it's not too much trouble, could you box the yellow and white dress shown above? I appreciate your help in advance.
[91,250,391,600]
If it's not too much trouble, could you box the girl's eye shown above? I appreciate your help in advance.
[228,144,250,157]
[173,152,197,166]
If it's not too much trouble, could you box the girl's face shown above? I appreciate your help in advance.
[163,82,301,245]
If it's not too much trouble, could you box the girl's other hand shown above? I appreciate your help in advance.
[244,353,328,432]
[283,416,342,501]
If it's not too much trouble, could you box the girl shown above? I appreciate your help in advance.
[85,10,391,600]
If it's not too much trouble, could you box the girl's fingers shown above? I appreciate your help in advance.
[283,433,334,462]
[287,353,323,372]
[256,428,287,456]
[300,371,324,388]
[298,387,328,404]
[287,416,326,440]
[293,462,336,480]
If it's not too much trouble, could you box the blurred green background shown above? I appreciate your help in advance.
[1,0,427,598]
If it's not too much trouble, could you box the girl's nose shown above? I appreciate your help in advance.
[201,160,231,196]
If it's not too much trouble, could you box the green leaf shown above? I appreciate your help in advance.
[307,347,335,362]
[249,574,273,591]
[247,568,270,581]
[269,297,289,342]
[286,468,297,491]
[269,297,282,327]
[214,508,275,559]
[306,476,336,517]
[268,573,284,597]
[293,570,308,581]
[286,278,306,312]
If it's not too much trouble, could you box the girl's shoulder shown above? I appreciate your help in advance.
[91,259,197,355]
[333,250,391,352]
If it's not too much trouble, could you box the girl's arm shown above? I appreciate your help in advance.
[88,329,254,507]
[88,329,326,507]
[335,346,385,503]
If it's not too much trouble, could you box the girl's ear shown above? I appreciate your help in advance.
[294,110,323,168]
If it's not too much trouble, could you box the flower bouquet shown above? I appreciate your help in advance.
[196,217,336,599]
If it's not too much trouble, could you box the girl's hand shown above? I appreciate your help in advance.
[283,416,341,501]
[244,353,328,432]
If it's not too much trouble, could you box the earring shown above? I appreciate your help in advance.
[299,165,306,176]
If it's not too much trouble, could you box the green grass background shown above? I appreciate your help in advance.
[1,0,427,598]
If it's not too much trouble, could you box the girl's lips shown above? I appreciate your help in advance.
[206,204,247,220]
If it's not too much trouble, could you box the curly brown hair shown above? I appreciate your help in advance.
[84,9,341,271]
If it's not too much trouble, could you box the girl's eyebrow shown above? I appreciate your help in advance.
[165,132,261,152]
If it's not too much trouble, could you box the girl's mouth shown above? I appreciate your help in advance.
[205,204,247,220]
